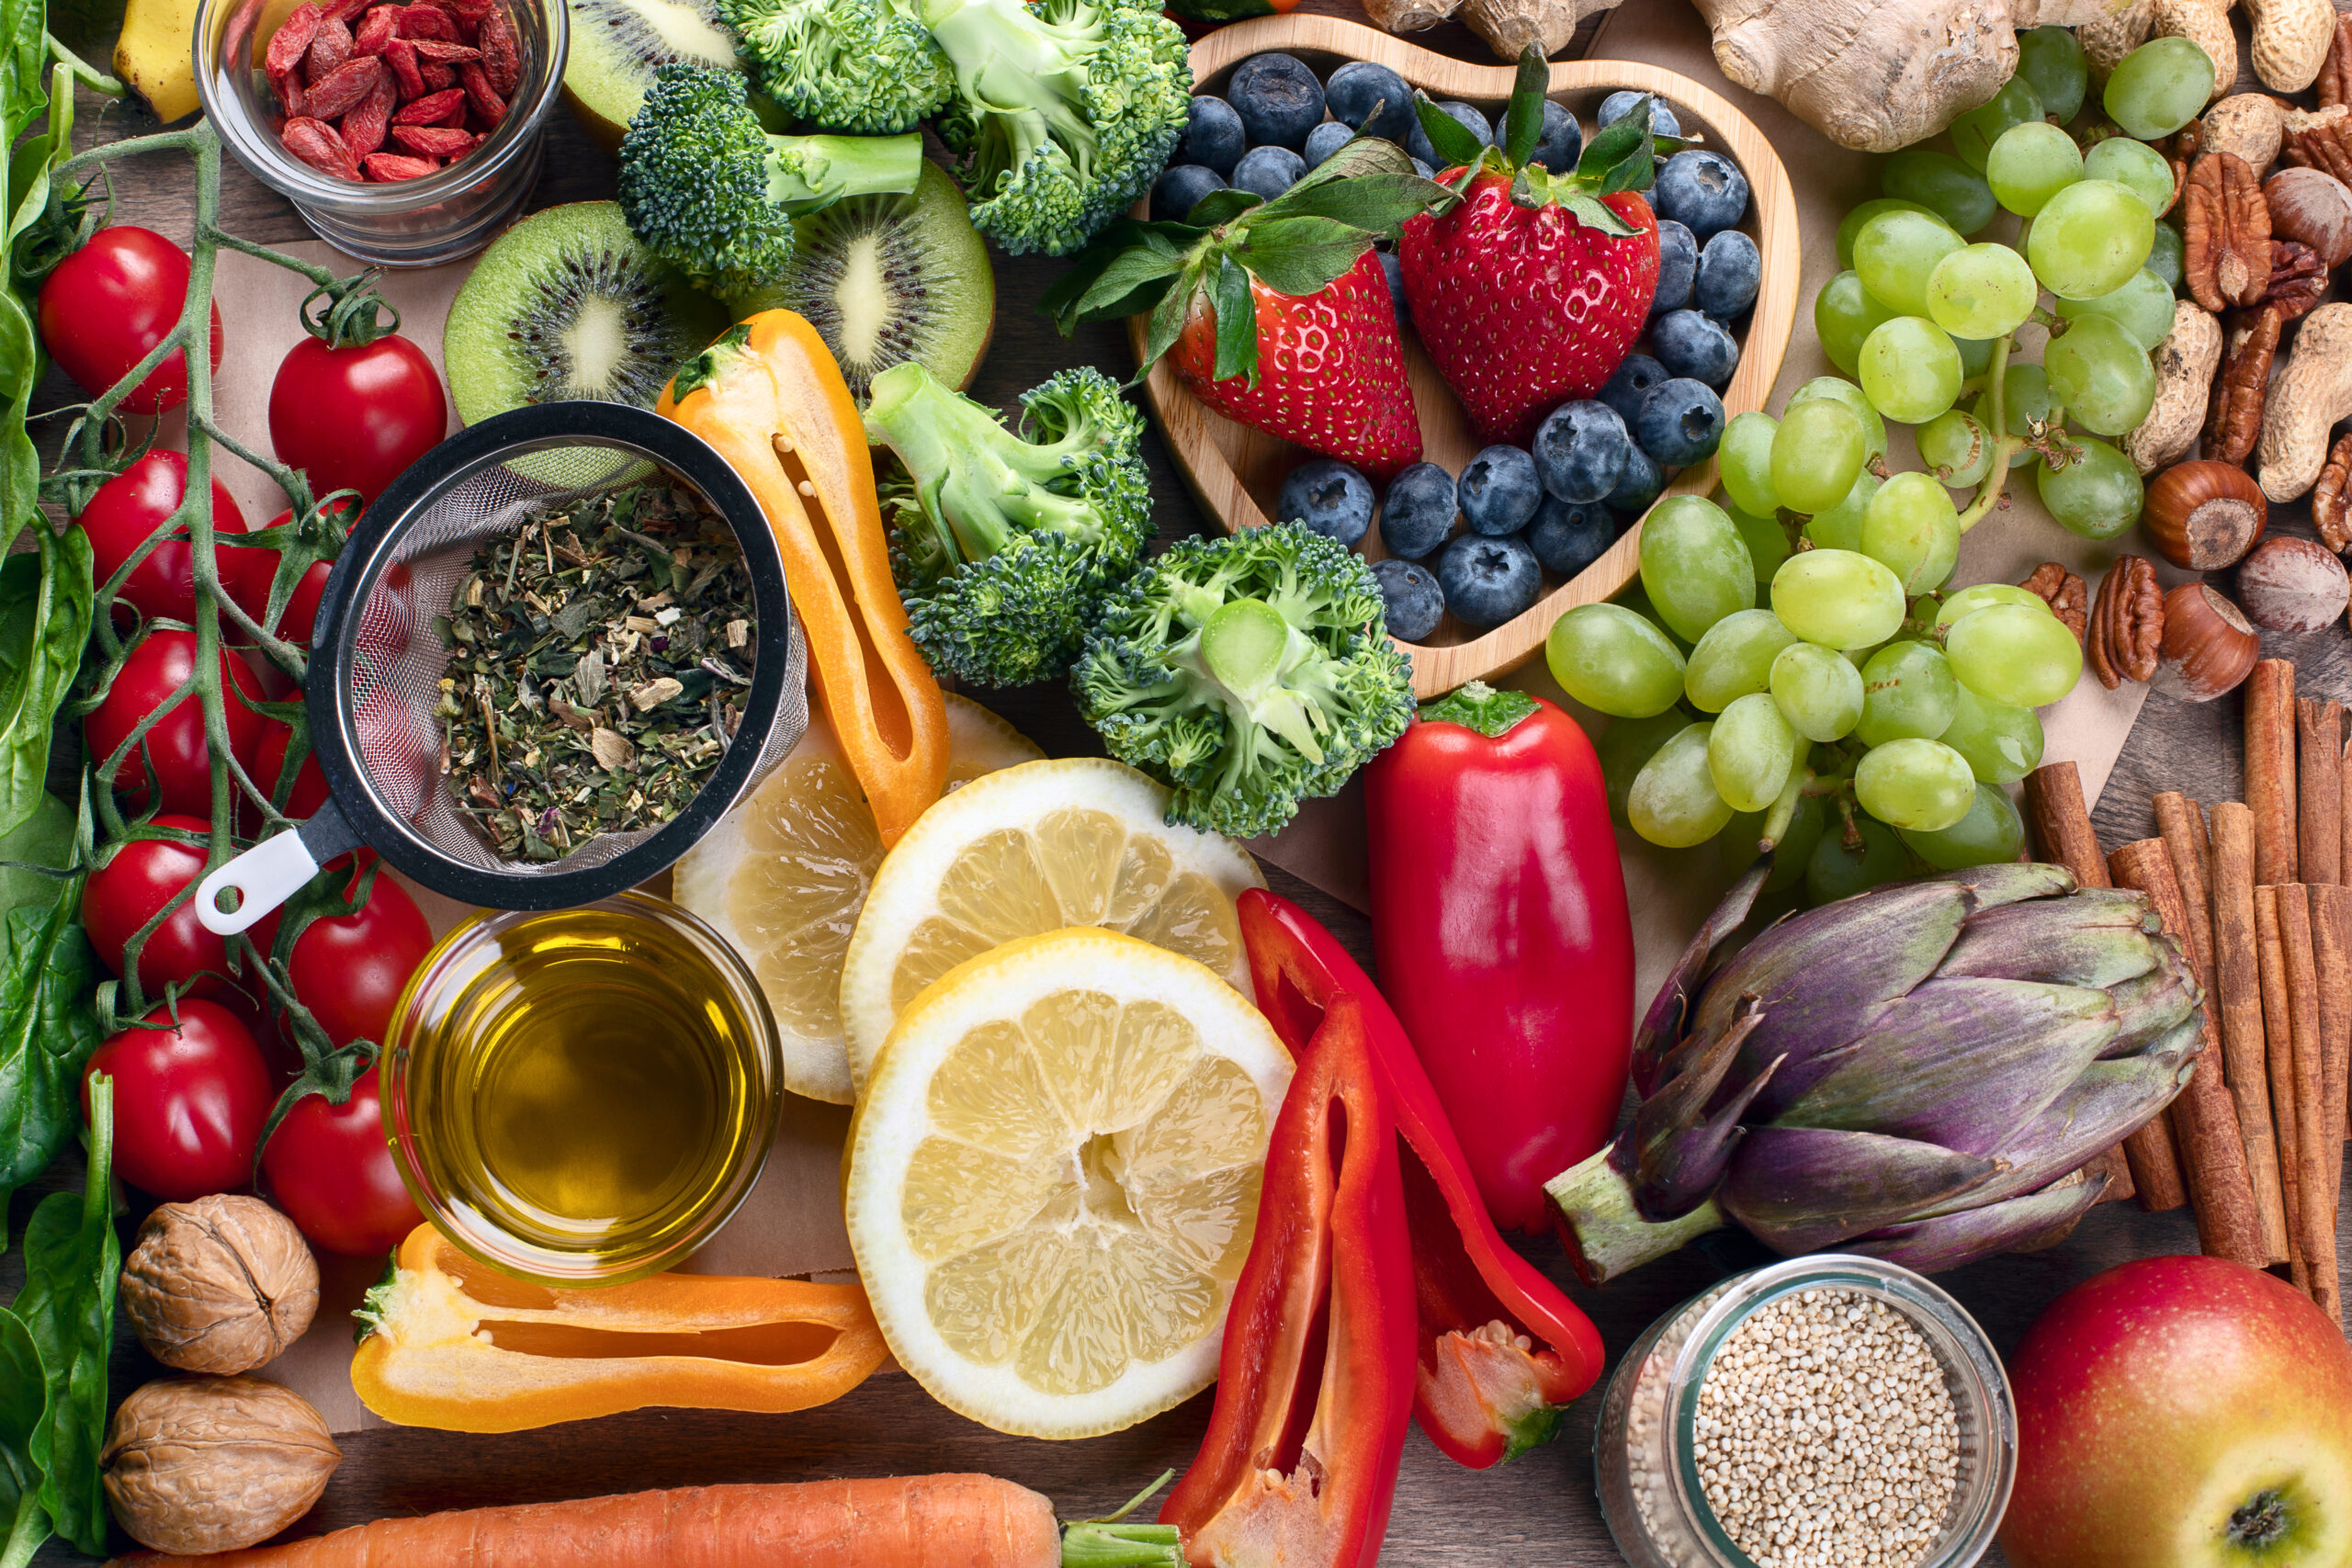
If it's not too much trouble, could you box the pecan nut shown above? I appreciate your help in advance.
[2206,304,2281,464]
[2260,237,2330,320]
[2285,104,2352,185]
[2019,563,2088,645]
[2089,556,2165,690]
[2187,152,2276,310]
[2323,12,2352,107]
[2313,429,2352,551]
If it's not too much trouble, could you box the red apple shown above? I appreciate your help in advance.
[2000,1254,2352,1568]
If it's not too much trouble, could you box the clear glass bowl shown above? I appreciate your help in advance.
[193,0,567,265]
[1594,1254,2018,1568]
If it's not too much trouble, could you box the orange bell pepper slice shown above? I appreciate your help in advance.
[659,310,949,847]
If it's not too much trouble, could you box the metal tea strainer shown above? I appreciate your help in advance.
[198,401,808,933]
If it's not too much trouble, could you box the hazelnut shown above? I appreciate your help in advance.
[2236,535,2351,630]
[100,1376,341,1555]
[120,1195,319,1376]
[2153,583,2262,701]
[2265,165,2352,267]
[2143,459,2269,570]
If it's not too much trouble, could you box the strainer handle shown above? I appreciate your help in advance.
[195,804,366,934]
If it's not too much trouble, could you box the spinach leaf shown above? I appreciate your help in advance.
[0,0,43,146]
[12,1079,115,1557]
[0,1307,49,1568]
[0,525,92,840]
[0,788,70,918]
[0,873,98,1236]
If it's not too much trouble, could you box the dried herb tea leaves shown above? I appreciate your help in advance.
[435,479,756,861]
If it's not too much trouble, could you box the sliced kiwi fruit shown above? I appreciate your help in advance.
[561,0,742,152]
[773,160,994,401]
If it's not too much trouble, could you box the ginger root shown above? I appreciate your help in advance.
[1365,0,1623,61]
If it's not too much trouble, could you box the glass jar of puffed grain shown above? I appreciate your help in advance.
[1593,1254,2017,1568]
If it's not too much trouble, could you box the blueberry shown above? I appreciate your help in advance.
[1407,99,1492,169]
[1458,445,1543,536]
[1152,164,1227,222]
[1377,251,1410,332]
[1650,309,1741,389]
[1304,120,1354,169]
[1438,532,1543,628]
[1650,220,1696,317]
[1609,445,1664,513]
[1326,61,1416,143]
[1599,91,1679,139]
[1372,558,1444,642]
[1232,144,1307,202]
[1634,377,1726,467]
[1380,462,1458,559]
[1227,53,1325,152]
[1531,400,1632,504]
[1695,229,1761,319]
[1655,149,1750,241]
[1528,495,1616,576]
[1597,353,1668,425]
[1179,96,1246,175]
[1410,156,1434,179]
[1275,457,1374,546]
[1527,100,1582,172]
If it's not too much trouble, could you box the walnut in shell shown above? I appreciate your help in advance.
[121,1195,319,1376]
[101,1376,342,1555]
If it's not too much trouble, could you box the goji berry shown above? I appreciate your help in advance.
[324,0,371,23]
[407,37,477,61]
[419,60,456,90]
[341,69,396,154]
[301,54,381,118]
[272,65,307,116]
[282,116,361,180]
[361,152,437,181]
[352,6,397,54]
[396,4,458,39]
[459,60,505,126]
[303,15,352,80]
[477,10,519,96]
[390,86,464,123]
[390,124,473,155]
[381,36,424,96]
[265,4,321,74]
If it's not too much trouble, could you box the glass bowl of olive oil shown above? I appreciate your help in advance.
[384,890,783,1285]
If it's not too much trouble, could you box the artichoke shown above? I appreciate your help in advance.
[1545,862,2205,1282]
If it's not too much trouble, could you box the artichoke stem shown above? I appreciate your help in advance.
[1545,1145,1729,1286]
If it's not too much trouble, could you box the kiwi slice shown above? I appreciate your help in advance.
[774,160,995,401]
[561,0,742,153]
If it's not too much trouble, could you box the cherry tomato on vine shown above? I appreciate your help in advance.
[85,628,269,818]
[262,1065,422,1255]
[83,999,273,1201]
[75,450,271,626]
[82,816,230,998]
[283,874,432,1049]
[246,719,331,823]
[38,227,225,413]
[232,518,334,647]
[268,333,447,507]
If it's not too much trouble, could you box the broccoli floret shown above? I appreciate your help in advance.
[718,0,952,132]
[1072,522,1414,840]
[866,361,1152,687]
[921,0,1192,256]
[617,64,925,306]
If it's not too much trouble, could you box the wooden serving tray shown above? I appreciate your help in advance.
[1131,14,1800,697]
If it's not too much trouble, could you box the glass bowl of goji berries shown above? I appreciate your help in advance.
[196,0,566,265]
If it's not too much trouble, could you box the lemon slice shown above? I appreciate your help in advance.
[838,756,1265,1096]
[845,926,1291,1438]
[673,694,1044,1103]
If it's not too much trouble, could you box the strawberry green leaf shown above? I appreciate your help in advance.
[1577,97,1650,184]
[1137,281,1192,383]
[1501,47,1549,172]
[1557,187,1644,238]
[1283,133,1417,193]
[1184,187,1265,227]
[1211,253,1258,386]
[1261,170,1449,238]
[1413,91,1487,171]
[1040,219,1194,333]
[1070,244,1188,322]
[1237,215,1374,296]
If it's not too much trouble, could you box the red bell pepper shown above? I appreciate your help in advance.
[1240,888,1607,1470]
[1161,990,1415,1568]
[1363,681,1634,1235]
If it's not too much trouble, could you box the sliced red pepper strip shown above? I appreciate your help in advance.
[1238,886,1606,1469]
[1160,989,1414,1568]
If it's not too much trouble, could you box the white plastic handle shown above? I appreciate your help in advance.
[196,830,323,935]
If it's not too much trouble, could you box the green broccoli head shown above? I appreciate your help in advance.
[617,64,925,305]
[1072,522,1415,840]
[922,0,1192,255]
[867,363,1153,687]
[718,0,953,132]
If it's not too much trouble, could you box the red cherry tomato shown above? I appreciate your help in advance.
[268,334,447,507]
[37,227,225,413]
[262,1065,422,1255]
[85,629,268,818]
[235,525,334,648]
[82,816,229,998]
[84,999,274,1201]
[283,874,432,1049]
[75,450,269,626]
[247,719,332,821]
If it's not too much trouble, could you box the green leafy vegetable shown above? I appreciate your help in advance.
[0,527,93,840]
[0,1308,48,1568]
[11,1077,116,1558]
[0,873,99,1244]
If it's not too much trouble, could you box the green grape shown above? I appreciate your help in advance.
[1709,692,1803,814]
[2104,36,2216,140]
[1854,209,1966,316]
[1546,603,1689,716]
[1858,317,1963,423]
[2027,179,2156,299]
[1949,75,2043,171]
[1882,149,1998,235]
[1953,334,1999,378]
[2053,268,2175,352]
[1613,584,1690,649]
[1899,783,2029,870]
[2082,137,2175,218]
[1815,270,1901,378]
[1926,242,2039,341]
[1860,472,1961,593]
[1917,409,1995,487]
[1770,399,1869,514]
[1856,639,1961,747]
[1939,683,2044,783]
[1771,548,1908,650]
[1973,363,2054,467]
[1637,496,1755,643]
[1789,377,1888,464]
[1935,582,2043,626]
[1807,813,1910,904]
[1727,502,1792,584]
[1800,470,1879,553]
[1719,411,1781,515]
[1984,120,2085,217]
[1945,600,2085,706]
[1855,737,1976,832]
[1686,608,1801,712]
[1771,641,1865,741]
[1724,791,1826,891]
[2036,434,2145,540]
[1629,722,1736,848]
[2147,221,2185,292]
[1600,708,1693,824]
[2043,315,2157,435]
[1836,198,1939,270]
[2018,27,2088,121]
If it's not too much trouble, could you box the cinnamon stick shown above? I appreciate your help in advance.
[2110,838,2266,1265]
[2276,889,2341,1324]
[2301,699,2344,886]
[2024,761,2114,887]
[2342,734,2352,904]
[2256,886,2308,1282]
[2211,805,2293,1264]
[2248,660,2299,886]
[2154,793,2217,975]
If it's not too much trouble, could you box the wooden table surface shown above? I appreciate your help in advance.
[9,7,2352,1563]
